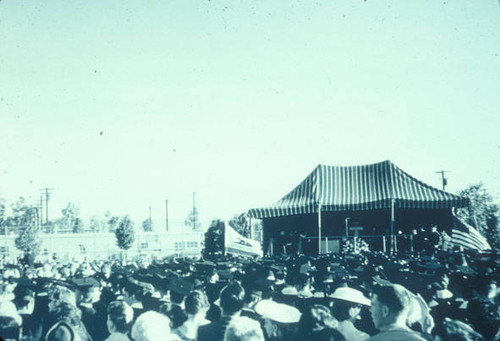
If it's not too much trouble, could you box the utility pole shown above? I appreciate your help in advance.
[165,200,169,232]
[149,206,152,232]
[435,171,451,191]
[192,192,196,231]
[40,188,54,225]
[39,196,44,228]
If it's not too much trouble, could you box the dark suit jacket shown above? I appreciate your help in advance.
[197,316,234,341]
[80,303,108,341]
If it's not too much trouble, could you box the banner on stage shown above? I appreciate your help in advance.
[224,222,263,257]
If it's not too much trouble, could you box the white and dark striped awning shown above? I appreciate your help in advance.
[248,160,469,219]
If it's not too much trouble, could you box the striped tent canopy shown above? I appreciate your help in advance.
[248,160,469,219]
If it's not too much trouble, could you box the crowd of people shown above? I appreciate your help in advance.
[0,245,498,341]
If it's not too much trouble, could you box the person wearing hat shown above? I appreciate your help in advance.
[122,280,145,321]
[197,281,246,341]
[14,284,44,341]
[73,277,108,341]
[330,287,371,341]
[166,276,194,329]
[254,299,301,341]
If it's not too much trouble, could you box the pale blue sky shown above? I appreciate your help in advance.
[1,0,499,228]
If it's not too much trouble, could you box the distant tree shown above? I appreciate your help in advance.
[0,198,6,235]
[107,216,120,232]
[73,218,84,233]
[185,207,202,231]
[457,183,499,249]
[15,224,42,255]
[202,219,225,259]
[6,197,38,231]
[89,215,105,232]
[61,202,80,232]
[142,218,153,232]
[115,216,135,251]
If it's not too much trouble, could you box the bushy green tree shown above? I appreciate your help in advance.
[115,216,135,251]
[15,224,41,254]
[457,183,499,249]
[202,219,224,259]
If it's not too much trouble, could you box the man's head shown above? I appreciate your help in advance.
[107,301,134,334]
[13,286,35,313]
[220,281,245,316]
[185,290,209,316]
[370,284,411,330]
[131,311,171,341]
[224,316,265,341]
[298,304,335,336]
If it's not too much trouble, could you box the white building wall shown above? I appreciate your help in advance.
[0,231,204,261]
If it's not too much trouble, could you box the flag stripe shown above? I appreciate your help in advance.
[451,214,491,251]
[452,228,487,247]
[452,230,488,250]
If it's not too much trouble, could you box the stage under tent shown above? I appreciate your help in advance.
[247,160,469,255]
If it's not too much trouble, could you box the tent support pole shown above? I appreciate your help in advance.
[318,204,322,255]
[249,217,253,240]
[390,199,395,254]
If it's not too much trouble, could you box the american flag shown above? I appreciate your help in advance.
[451,213,491,251]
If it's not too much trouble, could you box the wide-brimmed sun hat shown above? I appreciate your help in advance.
[254,299,301,323]
[329,287,371,306]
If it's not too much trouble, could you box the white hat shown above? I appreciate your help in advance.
[254,300,301,324]
[436,289,453,300]
[0,300,22,326]
[329,287,371,306]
